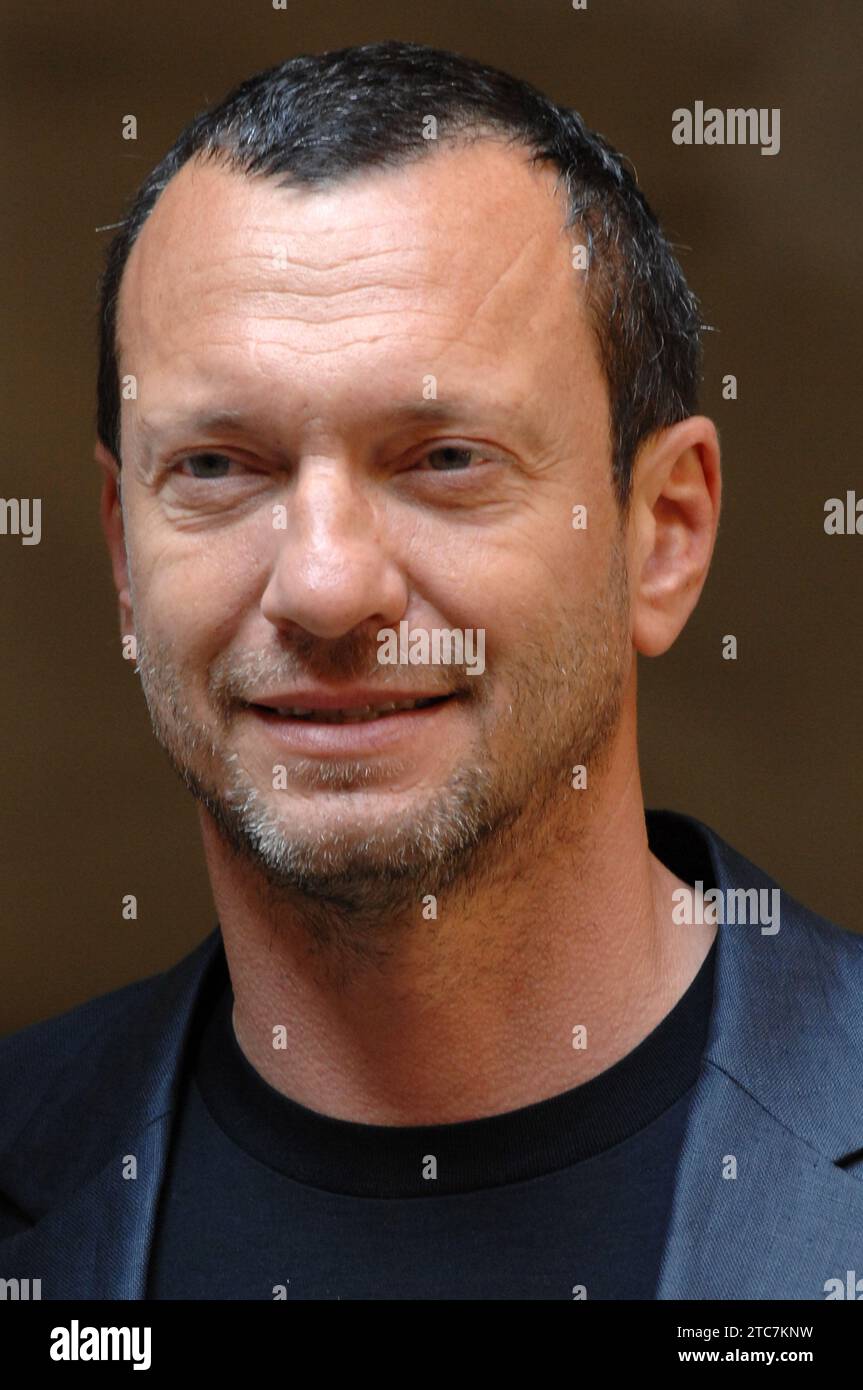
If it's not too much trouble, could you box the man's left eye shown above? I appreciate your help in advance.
[177,453,237,479]
[418,446,480,471]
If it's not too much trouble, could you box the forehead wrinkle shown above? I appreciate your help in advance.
[176,247,434,294]
[130,201,565,331]
[129,262,482,345]
[235,239,422,272]
[120,150,575,366]
[206,330,506,361]
[137,269,561,349]
[177,289,453,323]
[117,147,595,461]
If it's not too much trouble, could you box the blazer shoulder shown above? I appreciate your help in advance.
[803,901,863,956]
[0,971,161,1139]
[696,808,862,967]
[0,931,222,1154]
[795,897,863,1020]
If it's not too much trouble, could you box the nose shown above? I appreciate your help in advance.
[259,458,409,640]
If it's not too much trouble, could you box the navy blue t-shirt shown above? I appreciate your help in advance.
[146,928,716,1300]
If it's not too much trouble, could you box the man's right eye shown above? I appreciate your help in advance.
[176,453,237,480]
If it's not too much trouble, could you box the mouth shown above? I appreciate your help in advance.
[248,694,456,725]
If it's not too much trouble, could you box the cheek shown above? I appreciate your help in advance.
[132,524,265,670]
[409,519,583,638]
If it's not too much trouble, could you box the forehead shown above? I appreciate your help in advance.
[116,139,597,424]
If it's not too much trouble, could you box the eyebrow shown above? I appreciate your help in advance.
[135,395,541,449]
[136,407,250,440]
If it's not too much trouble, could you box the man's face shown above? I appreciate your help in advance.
[113,140,632,902]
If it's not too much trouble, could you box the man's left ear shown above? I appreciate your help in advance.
[628,416,721,658]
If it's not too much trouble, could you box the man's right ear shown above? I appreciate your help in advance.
[95,440,134,641]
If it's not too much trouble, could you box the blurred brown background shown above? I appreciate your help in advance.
[1,0,860,1032]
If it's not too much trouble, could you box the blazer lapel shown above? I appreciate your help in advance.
[0,1115,173,1299]
[653,812,863,1299]
[0,929,225,1300]
[656,1063,863,1299]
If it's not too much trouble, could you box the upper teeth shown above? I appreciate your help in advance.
[271,698,440,722]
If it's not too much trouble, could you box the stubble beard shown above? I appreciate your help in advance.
[131,537,631,924]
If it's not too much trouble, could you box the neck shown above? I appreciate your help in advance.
[199,714,715,1126]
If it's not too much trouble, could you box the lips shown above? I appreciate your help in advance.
[244,691,457,754]
[256,696,450,724]
[248,693,455,725]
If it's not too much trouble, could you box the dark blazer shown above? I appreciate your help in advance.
[1,809,862,1300]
